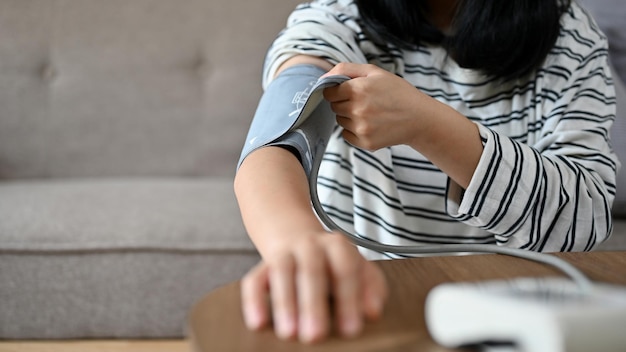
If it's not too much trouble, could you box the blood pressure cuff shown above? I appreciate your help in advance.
[237,64,350,178]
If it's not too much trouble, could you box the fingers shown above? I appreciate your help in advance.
[240,235,388,343]
[295,243,331,343]
[361,261,388,321]
[323,63,376,102]
[243,249,332,343]
[325,236,363,338]
[241,262,271,331]
[268,255,298,340]
[337,119,380,151]
[323,83,350,103]
[324,62,376,79]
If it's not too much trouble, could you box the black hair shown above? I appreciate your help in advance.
[355,0,571,81]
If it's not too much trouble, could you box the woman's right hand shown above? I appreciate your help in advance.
[240,230,388,344]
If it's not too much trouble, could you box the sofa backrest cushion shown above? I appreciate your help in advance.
[0,0,301,178]
[578,0,626,84]
[578,0,626,215]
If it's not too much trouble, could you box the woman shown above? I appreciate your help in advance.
[235,0,618,343]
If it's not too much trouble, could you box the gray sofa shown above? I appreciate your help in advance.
[0,0,624,340]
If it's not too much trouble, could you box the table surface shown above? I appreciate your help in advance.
[188,251,626,352]
[0,340,189,352]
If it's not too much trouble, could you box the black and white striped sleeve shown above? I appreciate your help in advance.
[447,39,619,252]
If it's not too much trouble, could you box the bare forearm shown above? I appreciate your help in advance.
[234,147,325,257]
[408,95,483,189]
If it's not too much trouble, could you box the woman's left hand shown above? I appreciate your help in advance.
[322,63,427,151]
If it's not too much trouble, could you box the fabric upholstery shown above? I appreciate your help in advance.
[610,69,626,216]
[0,250,259,339]
[0,0,300,178]
[579,0,626,215]
[0,178,261,338]
[579,0,626,83]
[0,179,252,252]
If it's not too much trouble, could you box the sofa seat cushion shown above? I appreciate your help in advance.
[0,178,260,339]
[0,178,254,252]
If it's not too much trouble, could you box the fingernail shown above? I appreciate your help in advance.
[276,314,295,339]
[300,317,322,343]
[368,295,383,318]
[342,316,362,337]
[244,306,262,330]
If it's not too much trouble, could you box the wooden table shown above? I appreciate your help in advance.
[187,251,626,352]
[0,340,189,352]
